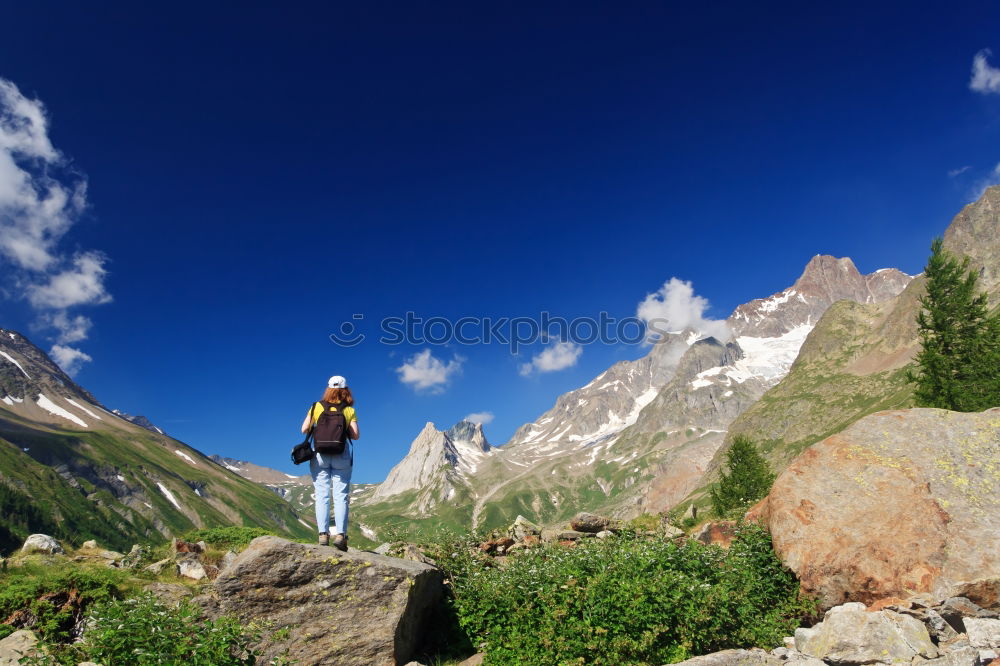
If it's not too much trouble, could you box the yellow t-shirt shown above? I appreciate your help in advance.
[308,402,357,427]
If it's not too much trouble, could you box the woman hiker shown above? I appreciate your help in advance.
[301,375,359,551]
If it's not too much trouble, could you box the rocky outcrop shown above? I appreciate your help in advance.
[210,535,442,666]
[20,534,63,555]
[750,408,1000,610]
[794,603,937,664]
[0,630,44,665]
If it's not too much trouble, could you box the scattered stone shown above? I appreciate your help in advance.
[144,582,193,608]
[144,558,175,575]
[119,544,147,569]
[508,515,541,542]
[0,629,45,665]
[177,556,212,581]
[98,550,124,561]
[374,543,392,555]
[81,540,98,550]
[671,648,783,666]
[212,535,442,665]
[695,521,738,548]
[220,550,238,570]
[569,512,610,533]
[663,524,685,539]
[595,530,613,539]
[456,654,485,666]
[795,603,937,664]
[752,408,1000,609]
[557,530,592,541]
[402,544,438,566]
[173,539,203,554]
[966,618,1000,649]
[21,534,64,555]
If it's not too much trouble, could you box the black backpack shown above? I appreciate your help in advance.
[312,401,351,454]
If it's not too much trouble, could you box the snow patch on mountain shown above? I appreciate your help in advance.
[174,450,198,466]
[65,398,102,421]
[36,394,88,427]
[1,351,30,378]
[156,482,182,510]
[690,324,814,389]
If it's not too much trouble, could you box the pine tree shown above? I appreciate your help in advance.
[710,435,775,518]
[908,238,1000,412]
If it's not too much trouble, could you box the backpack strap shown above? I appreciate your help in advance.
[305,402,320,443]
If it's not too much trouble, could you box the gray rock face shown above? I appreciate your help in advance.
[212,535,442,666]
[371,420,493,503]
[0,629,43,665]
[794,603,937,664]
[671,648,784,666]
[20,534,63,555]
[943,184,1000,303]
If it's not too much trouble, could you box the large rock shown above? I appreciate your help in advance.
[20,534,64,555]
[0,630,44,665]
[212,535,442,666]
[794,603,937,664]
[751,408,1000,609]
[670,648,784,666]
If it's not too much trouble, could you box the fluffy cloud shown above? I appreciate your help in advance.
[49,344,92,377]
[519,341,582,376]
[0,77,110,373]
[971,49,1000,94]
[397,349,463,393]
[636,277,732,343]
[464,411,494,425]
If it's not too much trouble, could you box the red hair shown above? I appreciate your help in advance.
[322,387,354,405]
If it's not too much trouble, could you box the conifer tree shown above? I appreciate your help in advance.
[710,435,775,518]
[908,238,1000,411]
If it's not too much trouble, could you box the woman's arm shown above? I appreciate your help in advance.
[349,421,360,439]
[301,412,312,435]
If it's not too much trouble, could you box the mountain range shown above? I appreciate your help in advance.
[0,331,314,553]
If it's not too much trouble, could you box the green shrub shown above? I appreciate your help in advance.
[0,562,130,644]
[710,436,775,518]
[26,593,260,665]
[182,526,273,551]
[440,524,814,665]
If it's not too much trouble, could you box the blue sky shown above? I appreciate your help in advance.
[2,2,1000,483]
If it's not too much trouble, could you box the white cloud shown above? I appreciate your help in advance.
[636,277,732,343]
[27,252,111,309]
[948,165,971,178]
[43,311,93,344]
[464,411,494,425]
[971,49,1000,94]
[49,344,92,376]
[519,341,582,376]
[397,349,463,393]
[0,77,110,372]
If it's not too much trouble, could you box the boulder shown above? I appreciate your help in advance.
[752,408,1000,609]
[966,618,1000,649]
[794,603,937,664]
[144,558,175,575]
[508,515,541,541]
[80,540,98,550]
[0,630,44,665]
[145,582,193,608]
[456,654,485,666]
[212,535,442,665]
[569,512,610,533]
[178,556,214,581]
[20,534,64,555]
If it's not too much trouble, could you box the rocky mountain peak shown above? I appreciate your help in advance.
[445,420,490,452]
[729,255,913,338]
[943,184,1000,299]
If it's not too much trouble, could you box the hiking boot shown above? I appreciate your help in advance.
[318,533,329,546]
[332,534,347,552]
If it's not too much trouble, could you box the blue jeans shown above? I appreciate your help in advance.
[310,451,352,535]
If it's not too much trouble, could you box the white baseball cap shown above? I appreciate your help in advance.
[328,375,348,389]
